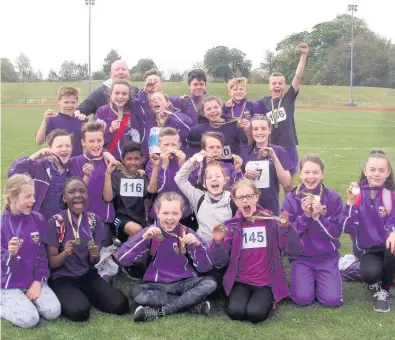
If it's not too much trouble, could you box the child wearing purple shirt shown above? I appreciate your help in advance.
[241,115,292,216]
[43,177,129,322]
[70,121,119,246]
[35,87,87,157]
[257,43,309,182]
[210,179,301,323]
[341,150,395,313]
[1,174,61,328]
[94,80,141,160]
[223,77,262,120]
[117,192,216,322]
[169,69,208,123]
[282,154,344,308]
[186,95,250,158]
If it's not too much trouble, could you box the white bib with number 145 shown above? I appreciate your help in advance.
[242,227,267,249]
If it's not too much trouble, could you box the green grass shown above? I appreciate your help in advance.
[1,107,395,339]
[2,81,395,107]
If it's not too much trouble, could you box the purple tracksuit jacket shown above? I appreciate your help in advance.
[93,103,141,160]
[281,184,343,260]
[341,181,395,257]
[1,208,49,289]
[222,99,262,120]
[210,206,302,302]
[70,153,115,223]
[117,224,212,283]
[145,157,192,219]
[169,94,204,123]
[7,156,70,220]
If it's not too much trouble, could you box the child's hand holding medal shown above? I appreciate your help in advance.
[8,237,23,256]
[142,226,162,240]
[277,211,289,227]
[213,224,227,243]
[64,240,76,256]
[346,182,360,205]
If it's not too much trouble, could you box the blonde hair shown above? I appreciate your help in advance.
[81,121,105,140]
[155,192,184,212]
[4,174,34,207]
[227,77,247,91]
[231,179,260,198]
[57,86,79,101]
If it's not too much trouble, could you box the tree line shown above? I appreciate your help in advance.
[2,14,394,88]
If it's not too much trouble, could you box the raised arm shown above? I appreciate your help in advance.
[292,43,309,91]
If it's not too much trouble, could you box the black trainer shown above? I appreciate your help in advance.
[133,306,163,322]
[190,301,211,316]
[373,289,390,312]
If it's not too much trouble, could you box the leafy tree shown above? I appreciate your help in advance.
[131,59,157,75]
[169,72,183,82]
[59,61,77,81]
[16,53,34,82]
[47,69,58,82]
[1,58,18,82]
[204,46,252,82]
[103,49,121,75]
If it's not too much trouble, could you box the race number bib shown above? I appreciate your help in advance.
[148,127,161,154]
[266,107,287,125]
[245,160,269,188]
[120,178,144,197]
[222,145,232,159]
[242,227,267,249]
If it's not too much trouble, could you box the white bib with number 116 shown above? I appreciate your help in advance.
[120,178,144,197]
[242,227,267,249]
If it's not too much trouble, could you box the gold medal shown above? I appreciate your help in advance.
[217,224,226,233]
[156,234,164,242]
[271,96,283,128]
[67,209,82,246]
[351,187,360,196]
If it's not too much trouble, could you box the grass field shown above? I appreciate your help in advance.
[2,81,395,107]
[1,105,395,339]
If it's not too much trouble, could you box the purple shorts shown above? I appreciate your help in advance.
[284,146,299,176]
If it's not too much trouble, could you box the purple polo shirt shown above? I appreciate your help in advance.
[42,210,105,279]
[235,222,271,287]
[241,144,292,215]
[40,163,68,220]
[45,113,87,157]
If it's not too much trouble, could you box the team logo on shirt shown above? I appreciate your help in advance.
[320,205,327,216]
[31,231,39,244]
[378,206,387,217]
[173,242,180,254]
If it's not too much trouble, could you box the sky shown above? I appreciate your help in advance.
[1,0,394,78]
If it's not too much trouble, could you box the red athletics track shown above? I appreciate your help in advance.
[2,104,395,111]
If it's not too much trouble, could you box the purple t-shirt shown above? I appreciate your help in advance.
[235,222,271,287]
[39,163,68,220]
[241,144,291,215]
[258,86,299,148]
[70,155,115,223]
[187,122,248,158]
[42,210,105,279]
[222,99,262,120]
[45,113,87,157]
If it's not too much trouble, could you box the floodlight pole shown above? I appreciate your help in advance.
[85,0,95,93]
[347,4,358,106]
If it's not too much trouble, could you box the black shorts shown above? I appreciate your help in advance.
[113,214,141,243]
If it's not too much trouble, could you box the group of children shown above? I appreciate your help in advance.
[2,42,395,328]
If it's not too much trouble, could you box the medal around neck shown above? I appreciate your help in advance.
[75,237,81,246]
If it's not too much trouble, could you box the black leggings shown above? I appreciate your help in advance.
[360,249,395,291]
[49,270,129,322]
[227,282,273,324]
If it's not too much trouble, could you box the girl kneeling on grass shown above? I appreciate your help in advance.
[117,192,217,322]
[1,174,61,328]
[341,150,395,313]
[282,154,344,308]
[210,179,301,323]
[42,177,129,322]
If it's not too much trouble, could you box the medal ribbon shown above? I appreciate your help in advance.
[67,209,82,241]
[9,218,23,239]
[231,101,246,120]
[271,96,284,126]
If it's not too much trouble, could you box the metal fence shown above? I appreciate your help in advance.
[1,96,394,107]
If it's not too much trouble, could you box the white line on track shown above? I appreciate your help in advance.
[332,113,395,123]
[300,118,342,127]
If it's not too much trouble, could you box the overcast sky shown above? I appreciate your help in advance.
[1,0,394,78]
